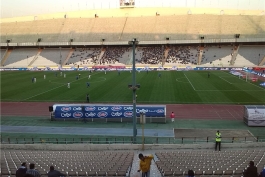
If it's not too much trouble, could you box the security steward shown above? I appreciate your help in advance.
[215,130,221,151]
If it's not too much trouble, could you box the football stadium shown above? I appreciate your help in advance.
[1,0,265,176]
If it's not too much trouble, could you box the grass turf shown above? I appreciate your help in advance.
[1,70,265,104]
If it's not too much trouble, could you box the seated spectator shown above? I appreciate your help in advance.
[166,46,197,65]
[48,166,66,177]
[16,162,27,177]
[140,47,163,64]
[24,174,34,177]
[259,167,265,177]
[26,163,40,177]
[187,169,195,177]
[100,47,128,65]
[244,161,258,177]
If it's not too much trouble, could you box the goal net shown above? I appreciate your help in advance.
[239,71,258,82]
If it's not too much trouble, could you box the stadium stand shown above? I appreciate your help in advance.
[118,48,132,65]
[1,150,134,177]
[237,45,265,66]
[87,17,127,42]
[1,49,6,59]
[1,15,265,43]
[30,56,58,67]
[1,45,264,67]
[101,47,130,65]
[67,48,101,66]
[32,19,63,42]
[57,18,94,42]
[200,45,233,67]
[155,149,265,177]
[39,48,70,65]
[140,47,164,64]
[3,49,37,67]
[165,46,198,65]
[135,47,143,64]
[1,149,264,177]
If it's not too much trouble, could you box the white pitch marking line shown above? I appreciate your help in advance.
[23,83,67,101]
[227,109,237,120]
[49,77,106,84]
[195,90,264,92]
[184,73,196,91]
[23,72,101,101]
[176,78,189,83]
[219,76,233,84]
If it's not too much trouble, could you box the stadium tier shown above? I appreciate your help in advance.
[1,45,264,67]
[1,149,264,177]
[2,49,38,67]
[1,150,134,177]
[1,15,265,43]
[1,4,265,177]
[156,150,265,176]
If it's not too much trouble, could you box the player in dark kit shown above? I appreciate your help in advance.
[86,94,90,103]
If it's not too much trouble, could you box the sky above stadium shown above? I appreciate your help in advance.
[1,0,264,18]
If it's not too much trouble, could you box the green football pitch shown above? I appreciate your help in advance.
[1,70,265,104]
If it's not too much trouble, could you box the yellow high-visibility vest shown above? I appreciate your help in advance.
[216,133,221,142]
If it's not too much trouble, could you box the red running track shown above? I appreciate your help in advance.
[1,102,244,120]
[167,104,244,120]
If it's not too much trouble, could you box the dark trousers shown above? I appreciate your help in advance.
[141,171,150,177]
[215,141,221,151]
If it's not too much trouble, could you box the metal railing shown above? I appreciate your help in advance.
[1,136,264,144]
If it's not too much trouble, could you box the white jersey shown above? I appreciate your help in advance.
[34,78,37,83]
[88,75,91,79]
[67,83,70,88]
[64,74,66,78]
[44,75,46,79]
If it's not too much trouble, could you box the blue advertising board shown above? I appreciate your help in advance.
[53,104,166,119]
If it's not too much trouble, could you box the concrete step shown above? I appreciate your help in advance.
[129,151,162,177]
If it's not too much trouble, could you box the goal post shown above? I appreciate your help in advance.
[239,71,258,82]
[239,71,248,82]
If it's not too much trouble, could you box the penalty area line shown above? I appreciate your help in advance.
[219,76,232,84]
[176,78,189,83]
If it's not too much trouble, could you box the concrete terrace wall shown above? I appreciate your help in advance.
[1,8,263,23]
[1,142,265,151]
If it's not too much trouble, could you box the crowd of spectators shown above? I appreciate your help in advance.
[62,45,246,66]
[66,48,101,66]
[100,47,129,65]
[138,47,163,64]
[166,46,198,65]
[14,159,265,177]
